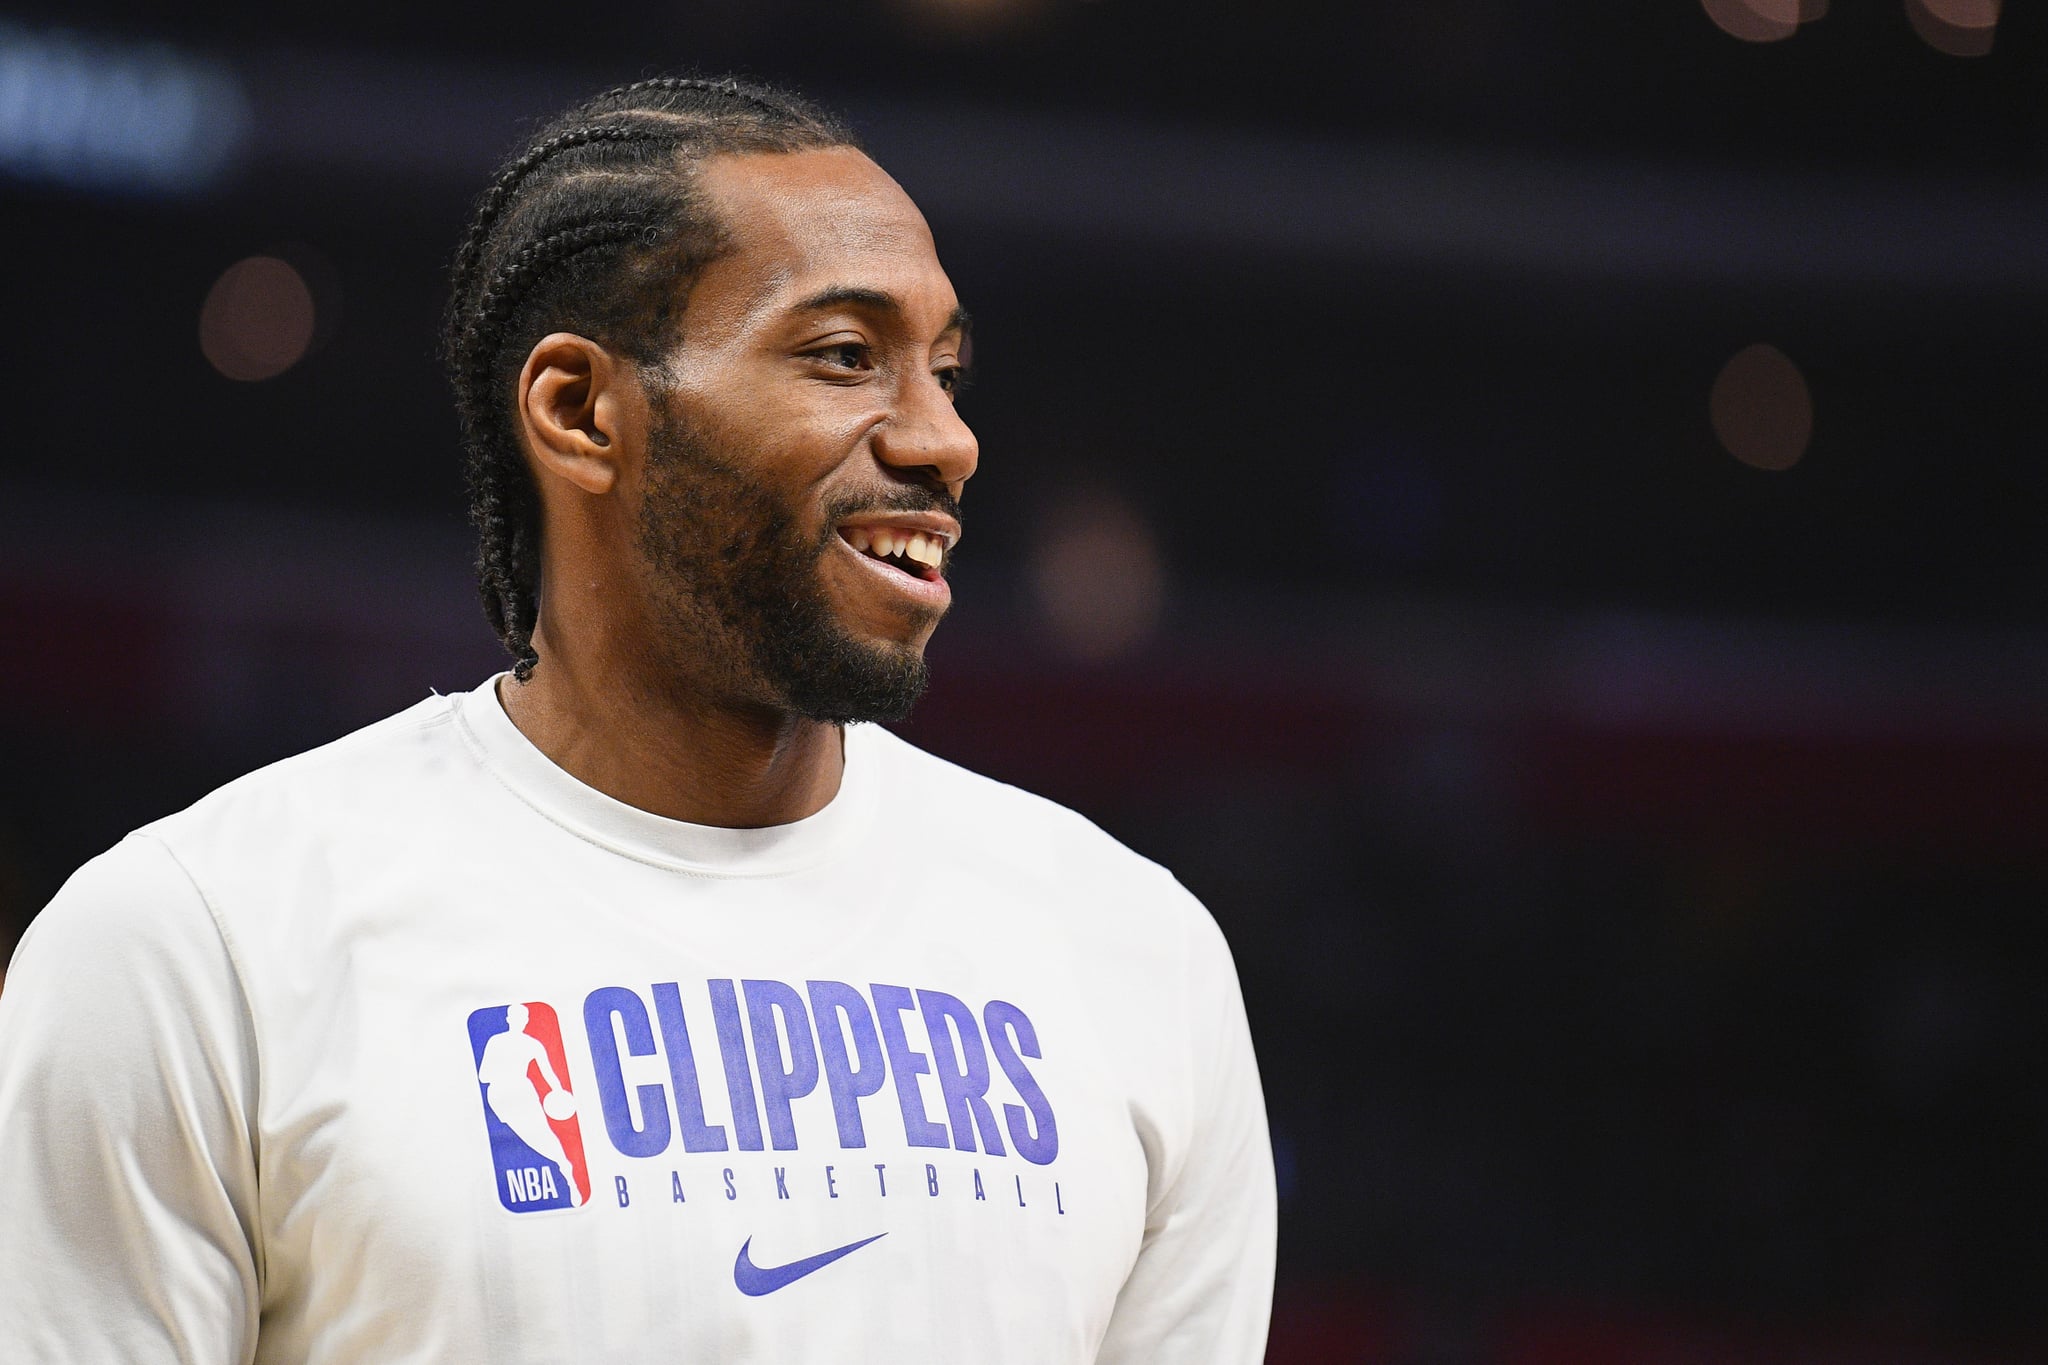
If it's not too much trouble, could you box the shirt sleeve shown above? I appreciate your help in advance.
[0,833,262,1364]
[1095,899,1277,1364]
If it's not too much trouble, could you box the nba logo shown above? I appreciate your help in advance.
[467,1001,592,1213]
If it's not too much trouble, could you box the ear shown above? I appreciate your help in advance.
[515,332,648,496]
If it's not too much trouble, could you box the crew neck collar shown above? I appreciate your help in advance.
[450,673,880,877]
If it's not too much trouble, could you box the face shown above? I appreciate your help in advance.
[629,147,977,724]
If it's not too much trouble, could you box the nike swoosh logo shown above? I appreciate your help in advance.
[732,1232,887,1296]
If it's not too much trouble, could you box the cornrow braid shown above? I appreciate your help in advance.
[446,124,666,309]
[592,74,800,122]
[460,212,665,678]
[441,75,856,679]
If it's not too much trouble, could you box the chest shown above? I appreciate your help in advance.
[244,871,1155,1362]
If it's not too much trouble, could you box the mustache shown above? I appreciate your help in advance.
[819,484,964,530]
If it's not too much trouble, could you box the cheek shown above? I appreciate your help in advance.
[667,369,880,510]
[721,388,878,478]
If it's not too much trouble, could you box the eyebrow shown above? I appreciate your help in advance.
[788,285,972,342]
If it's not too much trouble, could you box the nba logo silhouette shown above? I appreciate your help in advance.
[467,1001,592,1213]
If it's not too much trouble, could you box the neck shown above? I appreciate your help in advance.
[497,625,844,830]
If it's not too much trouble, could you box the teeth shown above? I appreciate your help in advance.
[845,525,947,569]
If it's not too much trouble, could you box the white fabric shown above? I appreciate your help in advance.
[0,676,1274,1363]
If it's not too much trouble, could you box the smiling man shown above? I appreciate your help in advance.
[0,77,1275,1363]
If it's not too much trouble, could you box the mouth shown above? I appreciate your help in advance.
[835,521,955,585]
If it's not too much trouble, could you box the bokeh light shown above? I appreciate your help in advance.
[1701,0,1790,42]
[1028,489,1167,663]
[1700,0,1826,41]
[1917,0,1999,26]
[1906,0,1999,57]
[1746,0,1829,23]
[1710,342,1812,471]
[0,21,249,194]
[198,255,316,382]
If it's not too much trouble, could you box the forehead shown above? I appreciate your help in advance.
[690,148,955,325]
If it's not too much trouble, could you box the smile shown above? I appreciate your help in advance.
[831,515,959,612]
[840,524,946,580]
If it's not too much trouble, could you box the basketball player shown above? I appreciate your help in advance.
[0,77,1274,1362]
[477,1004,587,1207]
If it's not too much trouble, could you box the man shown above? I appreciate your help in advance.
[0,76,1274,1362]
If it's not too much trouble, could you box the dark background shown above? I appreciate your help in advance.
[2,3,2043,1360]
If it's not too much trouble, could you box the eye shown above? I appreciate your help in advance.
[810,341,872,373]
[935,364,971,399]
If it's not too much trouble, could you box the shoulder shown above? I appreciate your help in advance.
[88,690,490,949]
[858,725,1220,947]
[140,691,464,851]
[863,724,1173,874]
[3,833,249,1073]
[13,832,214,964]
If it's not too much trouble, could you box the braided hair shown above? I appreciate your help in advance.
[442,76,857,679]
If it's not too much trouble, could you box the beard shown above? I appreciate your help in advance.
[634,406,952,726]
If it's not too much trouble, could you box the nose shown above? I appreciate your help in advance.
[871,369,979,496]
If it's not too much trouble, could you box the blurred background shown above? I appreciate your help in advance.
[1,1,2043,1360]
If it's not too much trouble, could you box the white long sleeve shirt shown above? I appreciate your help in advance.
[0,675,1274,1363]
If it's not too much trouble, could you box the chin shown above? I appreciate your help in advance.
[767,630,931,726]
